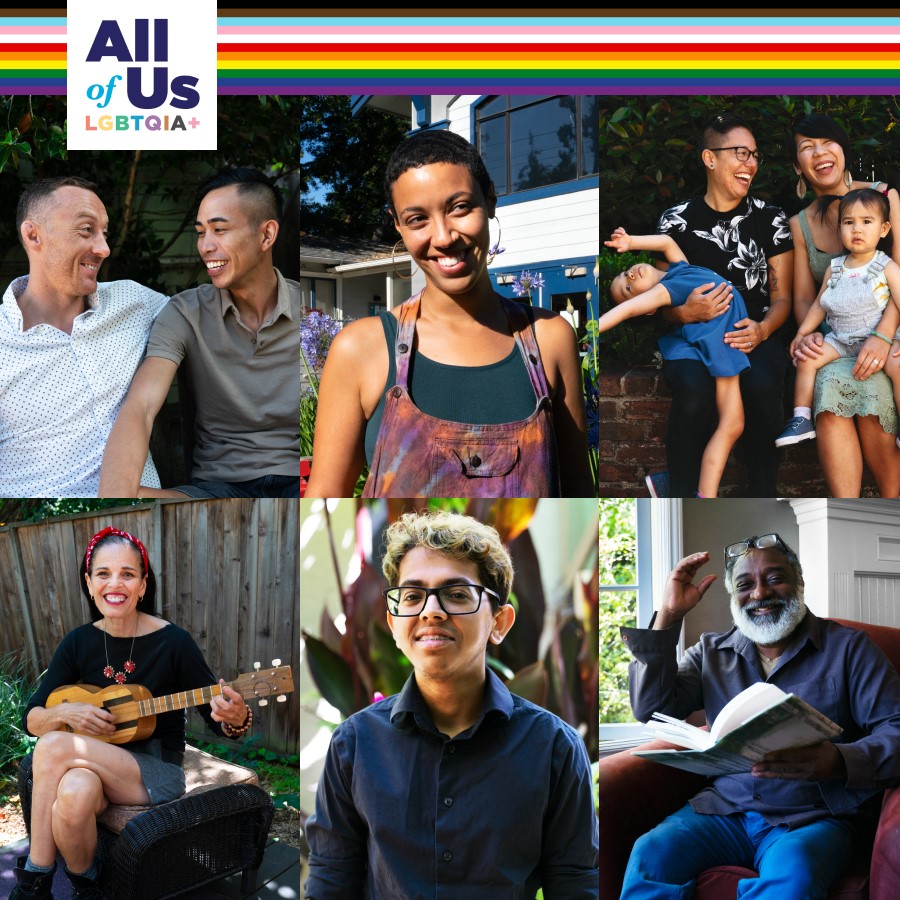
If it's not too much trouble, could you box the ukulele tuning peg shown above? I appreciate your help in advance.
[272,658,282,667]
[258,698,268,707]
[253,661,261,671]
[277,694,286,703]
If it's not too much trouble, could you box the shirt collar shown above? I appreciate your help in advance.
[390,667,514,738]
[2,275,100,333]
[218,267,294,323]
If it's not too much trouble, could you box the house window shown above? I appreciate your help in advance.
[600,499,655,748]
[476,96,599,197]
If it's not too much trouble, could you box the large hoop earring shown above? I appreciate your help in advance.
[487,216,503,266]
[844,169,853,189]
[391,240,415,280]
[796,175,807,200]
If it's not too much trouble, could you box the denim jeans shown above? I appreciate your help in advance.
[620,803,854,900]
[173,474,299,498]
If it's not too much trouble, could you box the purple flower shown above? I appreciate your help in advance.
[489,242,506,258]
[511,270,546,297]
[300,311,342,375]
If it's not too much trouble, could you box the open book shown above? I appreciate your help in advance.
[632,681,843,776]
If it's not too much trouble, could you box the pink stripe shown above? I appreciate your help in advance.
[0,27,66,34]
[599,26,900,34]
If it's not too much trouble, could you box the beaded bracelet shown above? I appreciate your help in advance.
[222,706,253,739]
[871,330,894,347]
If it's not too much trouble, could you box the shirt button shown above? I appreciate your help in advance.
[447,744,456,754]
[443,797,453,807]
[442,851,452,862]
[754,793,761,801]
[470,455,482,468]
[398,342,409,353]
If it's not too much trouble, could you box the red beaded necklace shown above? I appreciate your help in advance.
[102,616,139,684]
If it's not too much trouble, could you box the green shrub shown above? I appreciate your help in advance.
[0,653,39,795]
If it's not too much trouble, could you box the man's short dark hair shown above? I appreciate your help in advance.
[16,176,100,246]
[699,112,754,153]
[384,129,496,216]
[195,166,281,225]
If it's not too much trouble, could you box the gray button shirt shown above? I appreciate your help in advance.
[621,611,900,827]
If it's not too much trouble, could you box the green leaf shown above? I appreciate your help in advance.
[302,630,357,719]
[506,661,548,706]
[609,106,630,123]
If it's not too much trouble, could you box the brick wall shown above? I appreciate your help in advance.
[599,365,882,498]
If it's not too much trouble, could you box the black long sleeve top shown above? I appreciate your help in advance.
[25,621,226,752]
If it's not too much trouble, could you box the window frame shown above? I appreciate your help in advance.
[599,499,683,750]
[473,95,599,199]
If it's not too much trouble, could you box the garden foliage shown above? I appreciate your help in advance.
[599,499,639,725]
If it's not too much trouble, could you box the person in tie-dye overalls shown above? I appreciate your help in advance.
[776,188,900,450]
[306,129,593,498]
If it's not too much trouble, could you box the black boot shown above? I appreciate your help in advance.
[64,864,104,900]
[10,856,56,900]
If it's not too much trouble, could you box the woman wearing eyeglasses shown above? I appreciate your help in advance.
[787,112,900,497]
[648,111,794,499]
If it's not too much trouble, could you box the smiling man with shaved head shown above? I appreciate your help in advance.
[619,532,900,899]
[0,175,168,496]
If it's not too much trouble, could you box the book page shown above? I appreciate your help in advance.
[709,681,788,742]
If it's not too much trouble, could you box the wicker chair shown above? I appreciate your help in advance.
[17,744,274,900]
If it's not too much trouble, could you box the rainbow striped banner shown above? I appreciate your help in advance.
[4,14,900,94]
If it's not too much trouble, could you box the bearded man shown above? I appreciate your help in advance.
[618,533,900,900]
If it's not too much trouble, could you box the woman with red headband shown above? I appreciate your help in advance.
[10,527,252,900]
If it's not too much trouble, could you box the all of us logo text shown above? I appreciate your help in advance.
[84,19,199,133]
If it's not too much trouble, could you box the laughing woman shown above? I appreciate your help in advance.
[11,527,251,900]
[305,129,593,498]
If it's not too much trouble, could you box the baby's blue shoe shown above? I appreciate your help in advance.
[775,416,816,447]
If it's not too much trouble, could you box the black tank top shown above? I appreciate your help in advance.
[364,310,539,465]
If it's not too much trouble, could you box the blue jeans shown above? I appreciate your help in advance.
[620,803,854,900]
[173,475,299,498]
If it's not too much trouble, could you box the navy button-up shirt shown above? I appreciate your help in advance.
[305,668,599,899]
[621,610,900,827]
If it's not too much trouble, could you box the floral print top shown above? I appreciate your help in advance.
[656,195,793,323]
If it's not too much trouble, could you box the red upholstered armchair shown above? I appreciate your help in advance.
[599,619,900,900]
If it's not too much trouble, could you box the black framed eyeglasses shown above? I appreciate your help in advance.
[383,583,501,616]
[724,533,788,563]
[709,146,764,164]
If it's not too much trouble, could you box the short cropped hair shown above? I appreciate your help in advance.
[16,176,100,246]
[723,534,804,597]
[195,166,281,225]
[699,111,754,153]
[381,510,513,609]
[384,129,496,216]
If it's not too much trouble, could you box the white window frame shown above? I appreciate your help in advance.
[600,499,683,751]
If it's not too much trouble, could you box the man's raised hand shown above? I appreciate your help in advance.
[654,551,717,631]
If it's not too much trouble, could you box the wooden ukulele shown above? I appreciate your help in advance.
[45,661,294,745]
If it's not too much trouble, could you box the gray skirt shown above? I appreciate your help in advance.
[127,739,186,805]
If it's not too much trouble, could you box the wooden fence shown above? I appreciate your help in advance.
[0,499,298,757]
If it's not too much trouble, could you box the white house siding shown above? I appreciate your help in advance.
[487,189,599,272]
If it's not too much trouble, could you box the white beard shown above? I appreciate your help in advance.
[730,592,807,646]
